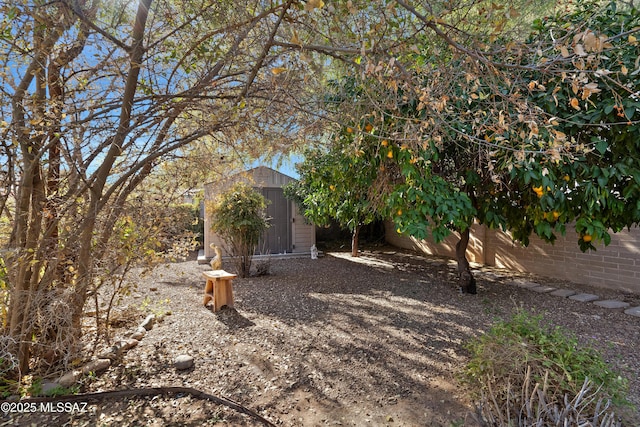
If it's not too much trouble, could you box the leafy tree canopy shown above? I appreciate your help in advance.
[284,132,380,256]
[292,0,639,291]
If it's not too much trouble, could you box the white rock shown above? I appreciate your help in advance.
[40,381,61,395]
[174,354,195,370]
[82,358,111,375]
[58,370,81,388]
[140,314,156,331]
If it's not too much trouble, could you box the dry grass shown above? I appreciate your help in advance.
[475,367,623,426]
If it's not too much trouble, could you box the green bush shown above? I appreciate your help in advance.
[208,182,270,277]
[462,310,631,425]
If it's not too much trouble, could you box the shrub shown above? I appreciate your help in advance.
[208,182,270,277]
[0,336,19,397]
[462,310,631,426]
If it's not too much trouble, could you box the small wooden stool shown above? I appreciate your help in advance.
[202,270,237,311]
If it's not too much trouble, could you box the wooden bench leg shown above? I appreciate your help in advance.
[203,279,214,306]
[213,279,232,311]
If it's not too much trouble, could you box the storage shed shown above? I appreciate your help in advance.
[203,166,315,259]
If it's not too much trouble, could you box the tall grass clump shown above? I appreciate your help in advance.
[462,310,632,426]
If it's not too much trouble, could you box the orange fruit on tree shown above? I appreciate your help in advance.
[346,127,353,133]
[365,123,373,132]
[582,234,593,242]
[552,211,560,220]
[533,185,543,197]
[381,140,388,147]
[387,150,393,159]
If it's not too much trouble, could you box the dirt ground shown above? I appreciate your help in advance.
[4,247,640,426]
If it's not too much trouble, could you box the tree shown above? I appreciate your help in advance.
[292,0,639,292]
[208,182,270,278]
[383,0,640,291]
[515,2,640,250]
[284,133,380,257]
[0,0,316,375]
[272,0,560,291]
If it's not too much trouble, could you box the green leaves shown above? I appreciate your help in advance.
[209,182,270,248]
[300,0,640,258]
[594,138,608,155]
[463,310,630,418]
[387,159,475,243]
[284,140,379,235]
[208,182,270,276]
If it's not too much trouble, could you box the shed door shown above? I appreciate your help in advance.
[258,188,292,254]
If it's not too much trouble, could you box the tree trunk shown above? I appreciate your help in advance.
[7,21,52,375]
[8,164,46,374]
[72,0,153,331]
[456,228,477,294]
[351,225,361,257]
[45,23,87,259]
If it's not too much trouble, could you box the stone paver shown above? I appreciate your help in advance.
[593,300,630,309]
[501,276,640,318]
[569,293,600,302]
[511,281,541,289]
[549,289,577,297]
[498,278,640,317]
[624,306,640,317]
[531,286,556,293]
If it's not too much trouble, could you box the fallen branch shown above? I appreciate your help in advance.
[21,386,277,426]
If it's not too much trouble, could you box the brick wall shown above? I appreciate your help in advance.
[384,222,487,263]
[385,221,640,294]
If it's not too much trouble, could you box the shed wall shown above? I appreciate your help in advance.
[292,209,316,253]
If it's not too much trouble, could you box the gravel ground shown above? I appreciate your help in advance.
[4,246,640,426]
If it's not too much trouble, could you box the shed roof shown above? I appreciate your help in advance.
[204,166,296,198]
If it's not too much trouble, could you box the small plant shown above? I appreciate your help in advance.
[26,377,42,396]
[20,375,78,397]
[139,297,171,318]
[0,377,18,398]
[462,310,631,425]
[39,383,80,397]
[255,258,271,276]
[472,367,626,426]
